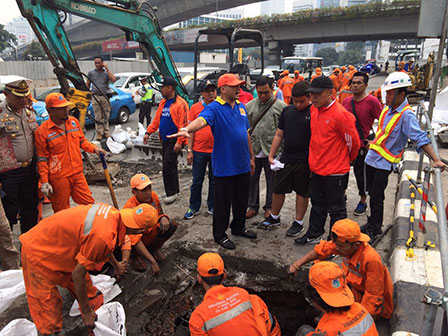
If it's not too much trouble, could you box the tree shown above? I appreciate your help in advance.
[315,47,339,66]
[0,24,17,52]
[22,41,48,60]
[338,49,363,66]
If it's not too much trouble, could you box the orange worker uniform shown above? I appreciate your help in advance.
[329,72,341,98]
[370,88,383,105]
[311,68,322,82]
[146,94,189,145]
[279,75,294,104]
[293,71,305,85]
[338,85,353,104]
[190,253,281,336]
[306,303,378,336]
[304,261,378,336]
[313,220,393,319]
[19,202,153,335]
[35,94,96,213]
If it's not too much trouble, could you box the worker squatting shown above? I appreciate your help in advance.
[0,67,445,335]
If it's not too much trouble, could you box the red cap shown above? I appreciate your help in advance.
[120,203,158,230]
[218,73,246,88]
[45,92,72,108]
[130,173,152,190]
[197,252,224,277]
[331,219,370,243]
[309,261,354,307]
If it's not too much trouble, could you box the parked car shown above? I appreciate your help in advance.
[114,72,162,105]
[181,68,226,101]
[33,84,136,126]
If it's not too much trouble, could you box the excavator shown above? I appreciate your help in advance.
[16,0,190,129]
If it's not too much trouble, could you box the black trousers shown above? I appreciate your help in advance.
[161,138,180,197]
[139,101,152,127]
[306,173,348,238]
[353,147,368,197]
[0,162,38,233]
[213,172,250,241]
[365,164,392,233]
[247,157,273,211]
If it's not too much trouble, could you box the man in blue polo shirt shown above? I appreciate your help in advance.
[168,73,257,249]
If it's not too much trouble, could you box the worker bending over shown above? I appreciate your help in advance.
[290,219,393,320]
[189,252,281,335]
[20,203,158,335]
[122,173,178,273]
[296,261,378,335]
[35,93,106,213]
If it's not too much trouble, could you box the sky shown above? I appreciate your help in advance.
[0,0,294,25]
[0,0,21,25]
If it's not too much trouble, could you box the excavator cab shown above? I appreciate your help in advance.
[193,27,264,103]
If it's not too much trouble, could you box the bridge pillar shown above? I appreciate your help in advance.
[266,41,282,66]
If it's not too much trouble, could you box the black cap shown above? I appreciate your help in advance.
[292,81,310,97]
[161,77,178,87]
[199,80,217,92]
[307,76,333,93]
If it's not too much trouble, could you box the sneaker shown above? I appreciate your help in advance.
[231,229,257,239]
[259,215,281,229]
[294,235,322,245]
[163,194,178,204]
[286,221,304,237]
[207,208,214,215]
[184,208,199,219]
[354,202,367,216]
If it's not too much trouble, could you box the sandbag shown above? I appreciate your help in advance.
[93,302,126,336]
[106,137,126,154]
[0,269,25,313]
[70,274,122,317]
[0,319,37,336]
[133,122,147,145]
[112,125,128,144]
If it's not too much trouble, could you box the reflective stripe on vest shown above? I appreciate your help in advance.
[369,105,413,163]
[341,312,374,335]
[83,204,101,235]
[202,300,253,332]
[342,258,362,278]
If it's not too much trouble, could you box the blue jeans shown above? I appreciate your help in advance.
[189,151,214,211]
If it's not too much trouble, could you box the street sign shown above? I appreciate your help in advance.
[418,0,447,38]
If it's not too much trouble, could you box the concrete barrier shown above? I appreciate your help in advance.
[390,149,445,335]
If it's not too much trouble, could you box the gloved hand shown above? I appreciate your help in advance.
[41,182,53,197]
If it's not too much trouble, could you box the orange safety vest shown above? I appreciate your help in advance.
[369,104,413,163]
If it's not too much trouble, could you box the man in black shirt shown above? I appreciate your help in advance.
[264,81,312,237]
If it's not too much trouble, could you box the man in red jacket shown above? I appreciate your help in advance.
[295,76,360,244]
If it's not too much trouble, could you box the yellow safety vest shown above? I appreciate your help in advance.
[369,104,413,163]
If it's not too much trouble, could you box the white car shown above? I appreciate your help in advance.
[114,72,162,106]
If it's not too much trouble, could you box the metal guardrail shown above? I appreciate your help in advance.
[415,102,448,335]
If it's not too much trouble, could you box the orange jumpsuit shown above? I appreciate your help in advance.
[338,85,353,104]
[314,241,393,319]
[306,302,378,336]
[329,74,341,98]
[189,285,281,336]
[19,203,129,335]
[279,76,294,104]
[35,116,96,213]
[293,75,305,85]
[122,194,165,246]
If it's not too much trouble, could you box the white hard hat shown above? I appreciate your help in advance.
[381,72,412,92]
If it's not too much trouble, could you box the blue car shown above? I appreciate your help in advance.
[33,85,136,126]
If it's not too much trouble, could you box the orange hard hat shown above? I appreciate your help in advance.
[120,203,158,230]
[218,73,245,88]
[197,252,224,277]
[309,261,354,307]
[331,219,370,243]
[294,70,300,74]
[334,68,341,73]
[45,92,72,108]
[341,66,347,71]
[281,70,290,76]
[130,173,153,190]
[348,65,355,70]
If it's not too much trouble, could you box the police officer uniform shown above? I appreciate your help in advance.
[0,79,39,233]
[138,77,153,126]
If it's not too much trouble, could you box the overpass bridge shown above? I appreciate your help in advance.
[164,0,420,64]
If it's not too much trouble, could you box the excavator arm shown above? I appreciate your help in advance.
[16,0,189,126]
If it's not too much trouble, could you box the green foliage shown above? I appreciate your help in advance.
[315,48,339,66]
[338,49,363,65]
[22,41,47,60]
[346,41,364,51]
[0,24,17,52]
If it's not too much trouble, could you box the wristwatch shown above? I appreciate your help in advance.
[187,149,193,152]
